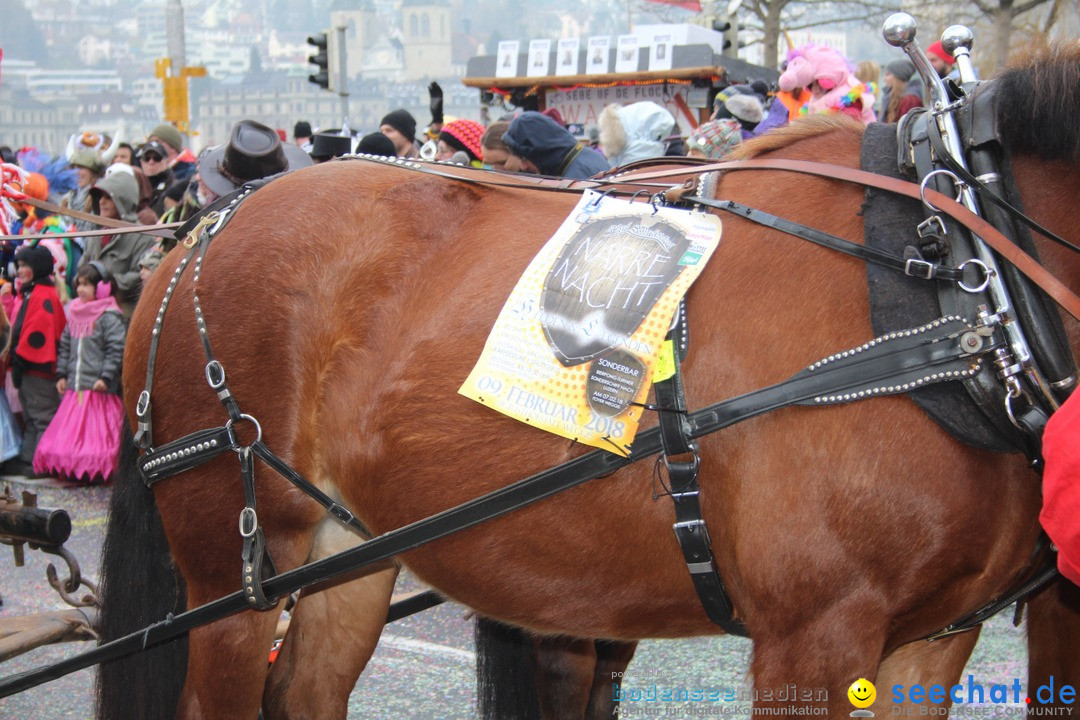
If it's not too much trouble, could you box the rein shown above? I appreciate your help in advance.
[0,312,1018,697]
[0,196,181,241]
[2,153,1070,697]
[342,154,1080,321]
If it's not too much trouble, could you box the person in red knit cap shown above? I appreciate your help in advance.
[926,40,956,79]
[436,119,486,167]
[1040,391,1080,585]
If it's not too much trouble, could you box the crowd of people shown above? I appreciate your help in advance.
[0,42,961,485]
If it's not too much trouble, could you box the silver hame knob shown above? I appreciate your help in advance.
[941,26,974,56]
[882,13,917,47]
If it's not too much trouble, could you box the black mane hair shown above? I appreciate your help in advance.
[994,42,1080,161]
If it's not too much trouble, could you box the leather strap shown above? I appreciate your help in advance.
[633,158,1080,322]
[239,446,278,610]
[2,222,181,242]
[689,197,966,282]
[0,315,1001,696]
[8,196,180,240]
[654,302,747,634]
[923,118,1080,256]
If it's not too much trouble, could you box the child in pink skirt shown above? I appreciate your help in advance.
[34,261,125,483]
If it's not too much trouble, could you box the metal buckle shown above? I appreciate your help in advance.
[239,507,258,538]
[135,390,151,418]
[205,360,226,389]
[904,257,935,280]
[917,215,947,239]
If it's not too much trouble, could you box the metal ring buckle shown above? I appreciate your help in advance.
[226,414,263,451]
[205,360,226,389]
[135,390,151,417]
[239,507,258,538]
[919,169,964,213]
[957,259,992,293]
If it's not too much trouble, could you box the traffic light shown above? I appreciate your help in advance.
[712,15,739,57]
[307,31,335,92]
[712,17,732,52]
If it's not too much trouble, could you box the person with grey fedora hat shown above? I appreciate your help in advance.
[198,119,314,200]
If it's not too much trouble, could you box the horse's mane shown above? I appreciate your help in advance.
[727,114,864,160]
[994,41,1080,161]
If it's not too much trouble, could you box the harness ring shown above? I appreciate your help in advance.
[226,414,263,451]
[957,258,992,293]
[919,169,964,213]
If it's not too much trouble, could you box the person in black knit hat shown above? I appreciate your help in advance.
[379,109,420,158]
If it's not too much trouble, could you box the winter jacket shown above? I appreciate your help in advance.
[502,112,609,179]
[79,173,157,310]
[57,308,125,394]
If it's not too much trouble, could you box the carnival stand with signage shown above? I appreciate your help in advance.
[463,24,779,136]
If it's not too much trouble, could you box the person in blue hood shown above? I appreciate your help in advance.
[502,112,609,179]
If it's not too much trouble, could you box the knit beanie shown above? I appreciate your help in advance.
[356,132,398,157]
[15,245,55,281]
[926,41,955,65]
[688,119,743,160]
[439,119,486,162]
[885,58,916,82]
[150,123,184,152]
[380,109,417,141]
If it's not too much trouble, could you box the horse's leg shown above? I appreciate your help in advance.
[157,471,325,720]
[177,608,284,719]
[1027,577,1080,702]
[263,518,399,720]
[530,635,597,720]
[871,630,981,714]
[584,640,638,720]
[750,598,891,715]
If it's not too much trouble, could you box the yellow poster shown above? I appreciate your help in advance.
[459,190,722,455]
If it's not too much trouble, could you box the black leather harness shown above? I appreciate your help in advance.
[7,105,1076,692]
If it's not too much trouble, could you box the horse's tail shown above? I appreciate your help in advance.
[95,420,188,720]
[475,616,542,720]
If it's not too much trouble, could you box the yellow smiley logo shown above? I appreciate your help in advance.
[848,678,876,708]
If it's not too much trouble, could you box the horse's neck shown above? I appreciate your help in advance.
[1012,154,1080,358]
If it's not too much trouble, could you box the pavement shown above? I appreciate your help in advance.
[0,475,1029,719]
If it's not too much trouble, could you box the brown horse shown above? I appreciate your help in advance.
[97,45,1080,719]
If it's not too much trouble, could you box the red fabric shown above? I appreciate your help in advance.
[896,93,923,121]
[643,0,702,10]
[1041,391,1080,585]
[926,41,955,65]
[14,283,65,366]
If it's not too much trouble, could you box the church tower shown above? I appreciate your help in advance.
[401,0,451,81]
[330,0,378,80]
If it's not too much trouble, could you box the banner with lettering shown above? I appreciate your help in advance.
[459,191,722,455]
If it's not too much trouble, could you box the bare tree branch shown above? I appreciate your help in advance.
[1012,0,1054,15]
